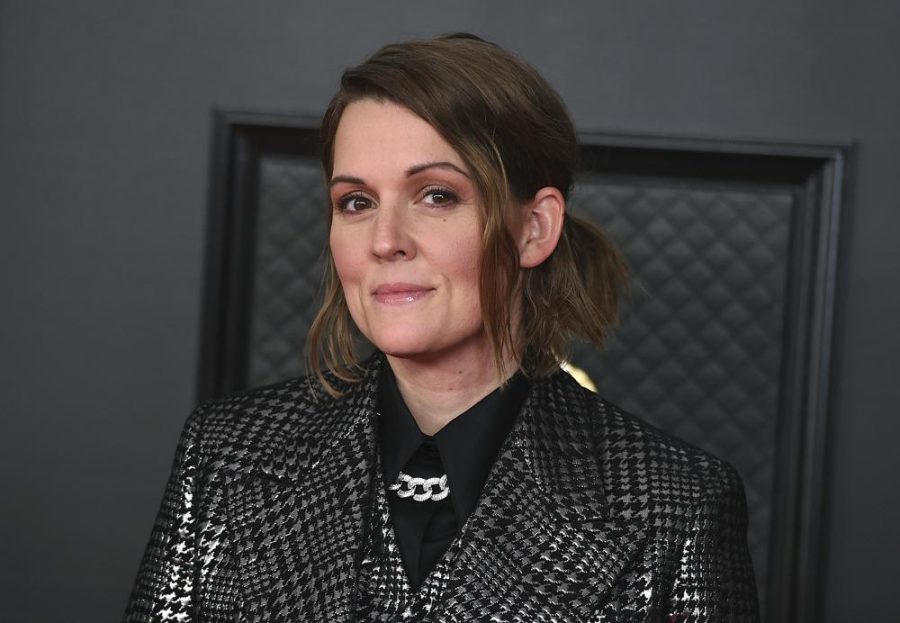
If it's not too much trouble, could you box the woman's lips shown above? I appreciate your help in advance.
[372,283,435,305]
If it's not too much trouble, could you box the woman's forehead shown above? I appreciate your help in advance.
[332,99,468,178]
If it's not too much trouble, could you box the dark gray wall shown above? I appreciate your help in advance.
[2,1,897,620]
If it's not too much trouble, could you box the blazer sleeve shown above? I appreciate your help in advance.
[123,404,238,623]
[668,462,760,622]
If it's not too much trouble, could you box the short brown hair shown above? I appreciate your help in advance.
[307,33,628,394]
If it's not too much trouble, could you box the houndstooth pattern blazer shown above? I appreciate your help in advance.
[123,355,759,622]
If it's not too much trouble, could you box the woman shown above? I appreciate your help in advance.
[125,33,758,622]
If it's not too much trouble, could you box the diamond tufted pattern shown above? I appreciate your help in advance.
[247,155,328,387]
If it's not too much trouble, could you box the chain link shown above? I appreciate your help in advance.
[388,472,450,502]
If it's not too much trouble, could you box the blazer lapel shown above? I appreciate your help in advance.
[444,372,649,622]
[227,366,380,623]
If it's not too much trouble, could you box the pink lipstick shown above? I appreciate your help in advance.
[372,283,435,305]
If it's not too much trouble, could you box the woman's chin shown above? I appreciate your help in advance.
[374,340,433,360]
[360,321,489,365]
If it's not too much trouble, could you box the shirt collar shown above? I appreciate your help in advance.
[378,363,530,527]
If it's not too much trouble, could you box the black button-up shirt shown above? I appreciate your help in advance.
[378,364,530,590]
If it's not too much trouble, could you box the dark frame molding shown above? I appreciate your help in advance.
[198,110,322,402]
[198,109,847,623]
[577,129,847,623]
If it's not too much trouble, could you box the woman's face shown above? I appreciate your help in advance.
[328,99,487,366]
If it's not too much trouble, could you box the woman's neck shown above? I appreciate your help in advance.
[386,350,518,436]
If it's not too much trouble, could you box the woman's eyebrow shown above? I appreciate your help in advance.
[329,162,470,189]
[406,161,470,178]
[329,175,365,189]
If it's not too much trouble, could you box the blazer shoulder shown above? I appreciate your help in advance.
[180,370,363,477]
[561,374,744,508]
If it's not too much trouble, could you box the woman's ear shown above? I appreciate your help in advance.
[517,186,565,268]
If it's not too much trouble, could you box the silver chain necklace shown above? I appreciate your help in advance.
[389,472,450,502]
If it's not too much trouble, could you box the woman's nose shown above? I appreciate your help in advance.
[371,204,415,260]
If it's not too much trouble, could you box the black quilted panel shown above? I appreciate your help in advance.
[246,155,327,387]
[568,173,792,613]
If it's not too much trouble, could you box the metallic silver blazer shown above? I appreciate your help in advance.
[124,357,759,622]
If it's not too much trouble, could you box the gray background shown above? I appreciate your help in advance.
[1,1,897,621]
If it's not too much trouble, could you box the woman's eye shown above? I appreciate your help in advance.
[422,188,459,207]
[337,194,373,213]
